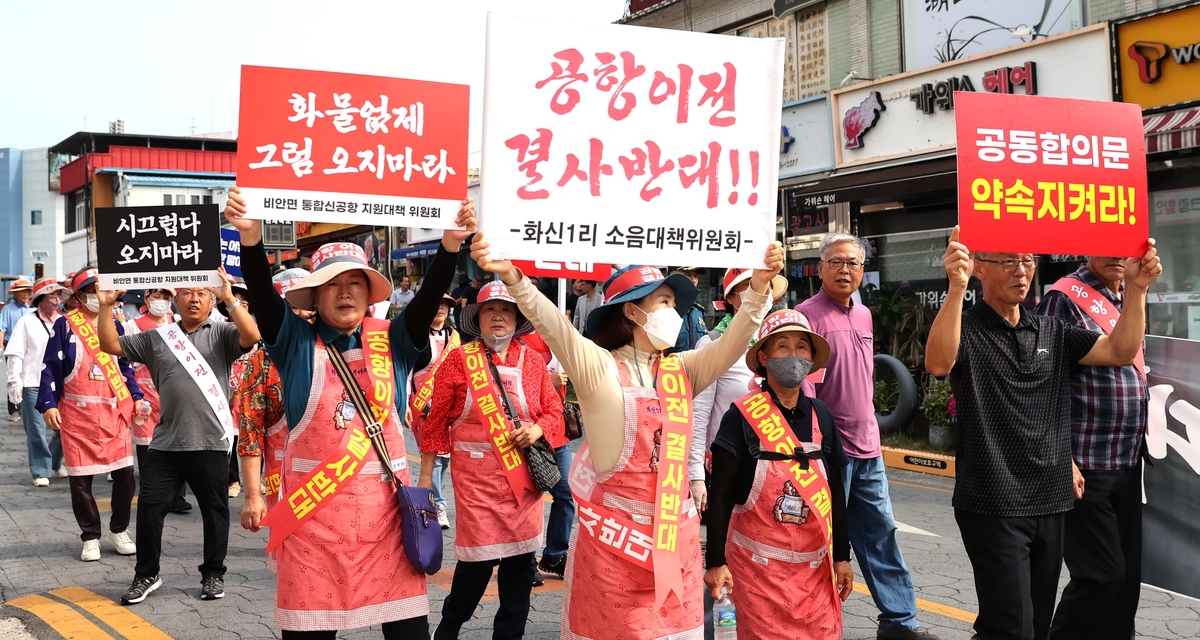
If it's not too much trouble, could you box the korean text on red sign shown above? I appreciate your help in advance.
[480,14,784,269]
[236,66,469,230]
[955,92,1149,257]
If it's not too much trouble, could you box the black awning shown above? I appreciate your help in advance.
[786,157,958,204]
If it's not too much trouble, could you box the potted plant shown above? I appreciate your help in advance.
[920,378,957,450]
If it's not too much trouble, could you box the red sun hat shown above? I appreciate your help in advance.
[744,309,831,374]
[71,269,99,294]
[283,243,391,311]
[721,267,789,300]
[8,278,32,293]
[31,277,67,302]
[461,281,534,338]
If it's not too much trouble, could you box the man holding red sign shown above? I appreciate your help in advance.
[1036,257,1149,639]
[925,227,1161,640]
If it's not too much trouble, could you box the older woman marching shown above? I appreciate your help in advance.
[225,186,476,640]
[470,232,783,639]
[418,281,564,638]
[703,309,854,639]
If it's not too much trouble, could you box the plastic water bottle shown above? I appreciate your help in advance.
[713,586,736,639]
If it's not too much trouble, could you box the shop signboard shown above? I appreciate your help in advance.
[220,227,242,277]
[480,14,784,269]
[1113,2,1200,112]
[779,96,834,179]
[832,25,1110,168]
[955,92,1149,257]
[237,65,470,229]
[902,0,1082,72]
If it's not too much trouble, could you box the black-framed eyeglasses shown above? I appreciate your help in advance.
[976,257,1039,273]
[821,259,863,272]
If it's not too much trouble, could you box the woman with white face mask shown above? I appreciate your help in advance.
[416,281,564,639]
[470,233,784,640]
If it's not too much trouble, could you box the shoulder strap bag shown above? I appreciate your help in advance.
[484,347,562,492]
[324,342,443,575]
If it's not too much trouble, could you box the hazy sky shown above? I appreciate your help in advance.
[0,0,628,159]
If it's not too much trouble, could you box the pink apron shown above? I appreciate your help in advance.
[58,324,134,476]
[563,359,703,640]
[446,341,543,562]
[727,411,841,639]
[409,328,459,442]
[130,315,164,446]
[273,341,428,631]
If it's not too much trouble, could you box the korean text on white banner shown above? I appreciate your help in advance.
[480,14,784,269]
[96,205,222,289]
[237,66,470,230]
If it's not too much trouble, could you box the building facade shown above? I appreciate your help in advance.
[1112,0,1200,340]
[0,148,22,279]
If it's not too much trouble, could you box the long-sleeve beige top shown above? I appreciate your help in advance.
[506,275,772,474]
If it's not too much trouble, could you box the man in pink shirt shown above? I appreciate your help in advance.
[797,233,939,640]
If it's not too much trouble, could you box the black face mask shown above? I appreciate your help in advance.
[765,356,815,388]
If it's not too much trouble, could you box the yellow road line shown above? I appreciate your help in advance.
[890,479,954,495]
[49,586,173,640]
[407,454,553,503]
[852,582,976,624]
[4,593,116,640]
[95,497,139,513]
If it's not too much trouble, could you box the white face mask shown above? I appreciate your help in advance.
[84,294,100,314]
[632,305,684,351]
[482,330,515,353]
[147,299,172,317]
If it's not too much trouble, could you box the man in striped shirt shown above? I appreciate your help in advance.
[1036,257,1149,640]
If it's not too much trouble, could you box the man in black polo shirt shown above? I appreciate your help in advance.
[924,227,1161,640]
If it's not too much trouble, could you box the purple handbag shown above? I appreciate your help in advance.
[395,485,443,574]
[324,343,443,575]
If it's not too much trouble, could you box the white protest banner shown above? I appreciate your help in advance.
[480,14,784,268]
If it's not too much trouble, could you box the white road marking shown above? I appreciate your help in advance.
[896,521,941,537]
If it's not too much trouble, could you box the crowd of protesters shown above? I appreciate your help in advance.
[1,179,1163,640]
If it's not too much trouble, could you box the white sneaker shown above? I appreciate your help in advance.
[107,530,136,555]
[53,467,68,478]
[107,473,113,482]
[436,502,450,530]
[228,482,241,498]
[32,478,49,487]
[81,539,100,562]
[7,413,20,422]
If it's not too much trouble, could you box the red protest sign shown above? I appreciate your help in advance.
[237,65,469,229]
[956,92,1148,257]
[512,260,613,281]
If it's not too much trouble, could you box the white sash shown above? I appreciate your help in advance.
[155,324,236,450]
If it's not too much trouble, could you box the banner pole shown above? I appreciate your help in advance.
[558,278,567,314]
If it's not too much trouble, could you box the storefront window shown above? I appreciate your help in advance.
[1149,187,1200,340]
[863,229,981,310]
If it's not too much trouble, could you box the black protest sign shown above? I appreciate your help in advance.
[96,205,222,289]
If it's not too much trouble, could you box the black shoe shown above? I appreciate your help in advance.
[532,571,545,588]
[169,497,192,514]
[877,625,943,640]
[200,576,225,600]
[537,555,566,579]
[121,575,162,605]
